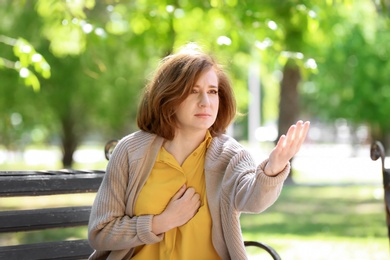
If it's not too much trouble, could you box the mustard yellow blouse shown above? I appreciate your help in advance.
[132,132,221,260]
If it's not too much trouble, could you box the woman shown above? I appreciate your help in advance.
[88,44,310,260]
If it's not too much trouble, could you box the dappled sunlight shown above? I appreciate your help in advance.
[0,193,96,211]
[241,185,388,259]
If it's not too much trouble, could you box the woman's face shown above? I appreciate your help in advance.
[175,68,219,135]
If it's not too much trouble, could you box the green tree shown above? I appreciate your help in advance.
[0,0,322,168]
[5,0,387,170]
[301,1,390,151]
[0,1,52,150]
[0,0,144,167]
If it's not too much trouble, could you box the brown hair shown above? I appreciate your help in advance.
[137,45,236,140]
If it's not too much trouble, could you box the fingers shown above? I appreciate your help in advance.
[274,120,310,158]
[171,186,201,227]
[172,185,200,207]
[278,122,299,148]
[181,187,201,214]
[171,184,187,201]
[265,120,310,176]
[152,186,200,234]
[291,120,310,149]
[284,120,310,146]
[276,134,287,148]
[181,187,201,204]
[296,121,310,147]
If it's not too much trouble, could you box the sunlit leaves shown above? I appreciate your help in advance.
[130,14,151,34]
[105,4,130,35]
[14,38,51,91]
[0,36,51,91]
[302,1,390,132]
[36,0,96,56]
[2,0,390,162]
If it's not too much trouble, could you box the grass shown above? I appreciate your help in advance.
[241,185,389,259]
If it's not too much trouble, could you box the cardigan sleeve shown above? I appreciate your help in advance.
[88,138,163,251]
[212,139,290,214]
[227,149,290,213]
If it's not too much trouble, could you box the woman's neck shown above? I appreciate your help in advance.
[164,130,207,166]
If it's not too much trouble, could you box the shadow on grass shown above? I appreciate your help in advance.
[241,185,387,239]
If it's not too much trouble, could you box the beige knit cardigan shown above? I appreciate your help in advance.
[88,130,290,260]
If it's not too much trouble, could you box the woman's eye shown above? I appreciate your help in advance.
[209,90,218,94]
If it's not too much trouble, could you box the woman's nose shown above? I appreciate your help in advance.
[199,92,210,107]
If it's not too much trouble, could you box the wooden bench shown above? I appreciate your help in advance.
[0,142,281,260]
[370,141,390,244]
[0,170,104,260]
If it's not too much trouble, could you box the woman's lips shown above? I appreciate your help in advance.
[195,113,211,118]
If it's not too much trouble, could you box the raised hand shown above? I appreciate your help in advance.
[264,120,310,176]
[152,184,201,235]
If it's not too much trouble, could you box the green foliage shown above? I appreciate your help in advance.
[301,1,390,136]
[36,0,95,56]
[1,0,390,165]
[0,36,50,91]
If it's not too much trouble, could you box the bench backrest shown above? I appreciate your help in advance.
[0,170,104,260]
[370,141,390,243]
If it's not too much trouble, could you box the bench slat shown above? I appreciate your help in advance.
[0,239,93,260]
[0,170,105,177]
[0,206,91,233]
[0,173,104,196]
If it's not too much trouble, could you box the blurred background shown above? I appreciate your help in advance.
[1,0,390,259]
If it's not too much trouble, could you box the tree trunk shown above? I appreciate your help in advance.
[61,115,79,168]
[278,59,301,183]
[370,123,390,156]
